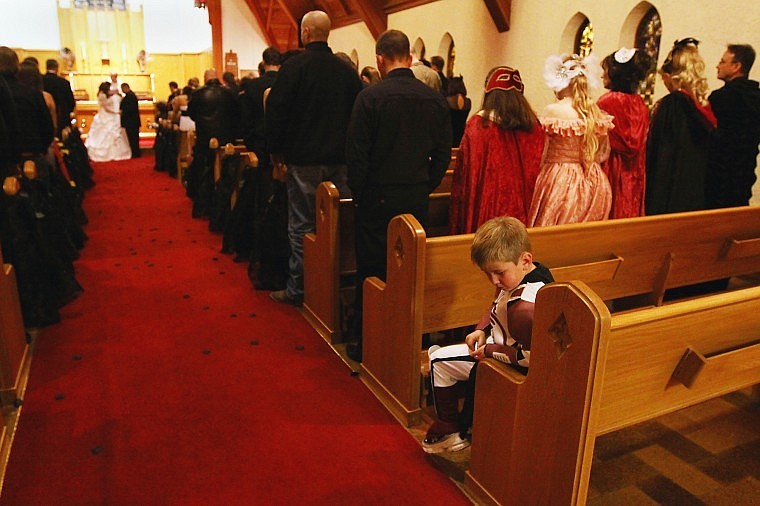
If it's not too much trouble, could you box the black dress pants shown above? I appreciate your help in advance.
[352,184,429,342]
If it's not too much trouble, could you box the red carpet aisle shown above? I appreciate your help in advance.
[1,157,471,505]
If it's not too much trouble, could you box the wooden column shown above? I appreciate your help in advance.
[206,0,224,74]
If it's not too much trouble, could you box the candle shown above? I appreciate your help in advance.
[121,43,127,61]
[80,41,87,62]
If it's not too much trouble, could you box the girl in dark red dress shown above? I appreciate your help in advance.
[449,66,544,233]
[598,48,652,218]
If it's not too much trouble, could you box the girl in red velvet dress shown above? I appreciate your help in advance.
[528,54,613,227]
[598,48,653,218]
[449,66,544,233]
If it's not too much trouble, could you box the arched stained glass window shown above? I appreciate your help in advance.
[636,7,662,107]
[575,19,594,57]
[446,43,456,77]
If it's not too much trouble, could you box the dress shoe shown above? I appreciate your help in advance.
[269,289,303,307]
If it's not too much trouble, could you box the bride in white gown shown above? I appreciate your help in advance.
[85,81,132,162]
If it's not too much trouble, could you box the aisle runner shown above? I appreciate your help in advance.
[2,157,470,505]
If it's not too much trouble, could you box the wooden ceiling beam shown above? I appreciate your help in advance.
[483,0,511,32]
[344,0,386,39]
[276,0,309,28]
[243,0,279,49]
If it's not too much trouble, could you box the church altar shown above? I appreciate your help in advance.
[74,100,156,136]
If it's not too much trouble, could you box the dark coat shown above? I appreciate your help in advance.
[706,77,760,208]
[266,41,363,165]
[241,69,278,162]
[0,74,20,173]
[187,79,240,145]
[645,90,715,215]
[5,74,54,155]
[120,90,140,129]
[42,71,76,134]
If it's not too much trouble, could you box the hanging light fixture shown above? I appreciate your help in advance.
[194,0,206,8]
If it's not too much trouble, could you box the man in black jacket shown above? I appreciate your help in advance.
[242,46,280,161]
[42,59,75,137]
[344,29,452,361]
[266,10,363,306]
[707,43,760,208]
[187,69,240,218]
[120,82,141,158]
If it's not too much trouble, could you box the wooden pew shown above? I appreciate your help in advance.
[0,244,30,410]
[205,139,258,235]
[301,148,458,344]
[175,126,195,182]
[360,206,760,426]
[302,183,451,345]
[465,280,760,505]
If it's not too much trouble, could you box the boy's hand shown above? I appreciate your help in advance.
[470,343,487,360]
[465,329,486,351]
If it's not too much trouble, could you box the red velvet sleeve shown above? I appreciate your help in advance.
[597,92,649,159]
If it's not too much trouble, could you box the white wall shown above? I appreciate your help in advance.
[1,0,61,49]
[220,0,267,75]
[142,0,211,53]
[329,22,376,72]
[386,0,760,113]
[1,0,212,53]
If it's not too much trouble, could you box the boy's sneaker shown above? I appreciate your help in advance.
[422,431,470,454]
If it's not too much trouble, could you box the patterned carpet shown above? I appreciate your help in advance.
[412,388,760,505]
[587,389,760,505]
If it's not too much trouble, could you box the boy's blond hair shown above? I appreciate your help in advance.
[471,216,532,267]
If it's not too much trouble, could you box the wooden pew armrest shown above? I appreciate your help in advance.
[723,237,760,259]
[551,254,623,283]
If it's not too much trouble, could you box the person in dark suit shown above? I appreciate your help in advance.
[119,82,141,158]
[42,58,75,137]
[345,29,452,361]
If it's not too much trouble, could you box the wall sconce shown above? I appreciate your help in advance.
[194,0,206,8]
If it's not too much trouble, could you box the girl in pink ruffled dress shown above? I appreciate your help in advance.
[528,53,614,227]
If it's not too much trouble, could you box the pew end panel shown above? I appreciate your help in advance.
[0,259,30,409]
[465,281,610,506]
[303,182,348,344]
[362,215,428,427]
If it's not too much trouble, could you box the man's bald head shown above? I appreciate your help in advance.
[301,10,331,44]
[203,68,217,83]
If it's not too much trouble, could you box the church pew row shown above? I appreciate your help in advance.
[301,148,458,344]
[175,126,194,182]
[360,206,760,427]
[302,182,451,345]
[466,279,760,505]
[0,246,29,411]
[208,138,258,211]
[0,243,32,477]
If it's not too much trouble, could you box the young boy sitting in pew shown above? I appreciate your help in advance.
[424,216,554,453]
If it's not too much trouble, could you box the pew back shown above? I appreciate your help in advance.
[0,247,29,408]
